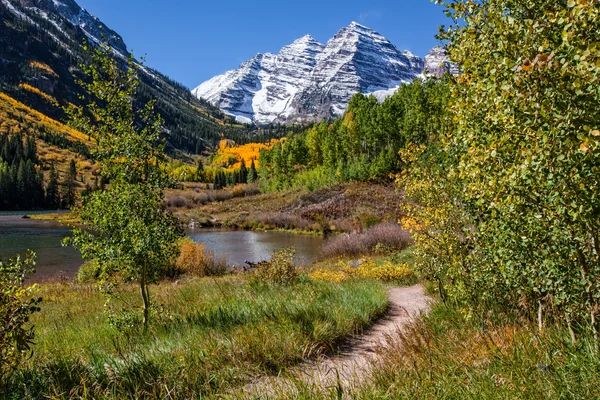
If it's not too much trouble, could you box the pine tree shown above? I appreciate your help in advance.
[239,162,248,184]
[248,159,258,183]
[196,159,204,182]
[61,159,77,208]
[16,160,29,210]
[45,162,60,209]
[219,171,226,189]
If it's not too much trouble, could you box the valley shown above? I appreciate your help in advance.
[1,0,599,399]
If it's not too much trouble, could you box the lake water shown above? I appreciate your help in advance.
[0,213,323,282]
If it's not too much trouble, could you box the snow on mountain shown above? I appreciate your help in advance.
[193,22,426,125]
[424,46,459,77]
[4,0,128,55]
[193,34,325,125]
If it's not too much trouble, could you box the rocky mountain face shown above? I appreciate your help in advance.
[0,0,251,152]
[424,46,459,77]
[8,0,127,54]
[193,22,428,125]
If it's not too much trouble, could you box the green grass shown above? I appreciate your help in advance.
[5,276,388,399]
[287,303,600,400]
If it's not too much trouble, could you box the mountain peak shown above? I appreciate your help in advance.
[289,34,324,49]
[295,34,317,43]
[193,23,425,125]
[348,21,368,29]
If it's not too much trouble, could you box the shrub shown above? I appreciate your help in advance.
[253,212,314,231]
[0,251,42,383]
[253,247,299,286]
[310,259,416,284]
[76,260,103,283]
[319,223,412,259]
[292,165,338,191]
[175,238,208,276]
[175,238,228,277]
[308,269,349,283]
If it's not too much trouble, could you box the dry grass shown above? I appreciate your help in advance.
[251,212,315,231]
[176,183,405,235]
[319,223,413,260]
[165,184,260,210]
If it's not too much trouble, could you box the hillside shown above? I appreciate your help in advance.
[0,0,261,154]
[193,22,454,125]
[0,91,96,186]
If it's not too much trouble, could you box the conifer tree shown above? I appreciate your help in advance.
[239,162,248,184]
[248,159,258,183]
[61,159,77,209]
[45,163,60,209]
[196,159,204,182]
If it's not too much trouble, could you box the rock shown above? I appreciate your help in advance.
[424,46,459,78]
[192,22,425,125]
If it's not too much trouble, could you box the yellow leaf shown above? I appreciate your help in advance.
[591,130,600,137]
[580,141,590,152]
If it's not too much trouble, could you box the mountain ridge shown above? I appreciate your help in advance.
[0,0,258,155]
[193,22,450,125]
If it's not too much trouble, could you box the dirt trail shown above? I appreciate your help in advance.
[241,284,431,398]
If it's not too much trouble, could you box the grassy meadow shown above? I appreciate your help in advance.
[286,303,600,400]
[4,276,388,399]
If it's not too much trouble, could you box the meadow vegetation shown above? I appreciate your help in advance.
[175,182,404,235]
[2,0,599,398]
[3,276,388,398]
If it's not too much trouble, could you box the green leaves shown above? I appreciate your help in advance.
[0,251,41,382]
[406,0,600,331]
[65,43,184,329]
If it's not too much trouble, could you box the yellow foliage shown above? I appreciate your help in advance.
[19,84,58,106]
[0,92,91,144]
[212,139,281,171]
[29,61,59,77]
[351,260,415,282]
[310,259,416,283]
[308,269,350,283]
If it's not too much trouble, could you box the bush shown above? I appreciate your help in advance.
[0,251,41,383]
[308,269,349,283]
[253,247,299,286]
[175,238,228,277]
[319,223,412,259]
[352,259,416,283]
[310,259,416,284]
[292,166,339,191]
[76,260,103,283]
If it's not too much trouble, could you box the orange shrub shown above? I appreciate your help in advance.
[175,238,209,277]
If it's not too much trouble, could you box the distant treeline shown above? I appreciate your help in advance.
[257,78,450,191]
[0,133,76,210]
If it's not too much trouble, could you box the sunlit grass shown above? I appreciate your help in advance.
[8,275,388,398]
[288,303,600,399]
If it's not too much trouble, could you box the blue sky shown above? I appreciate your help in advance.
[76,0,449,89]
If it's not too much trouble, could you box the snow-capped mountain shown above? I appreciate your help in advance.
[2,0,127,55]
[193,22,426,125]
[0,0,248,152]
[424,46,459,77]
